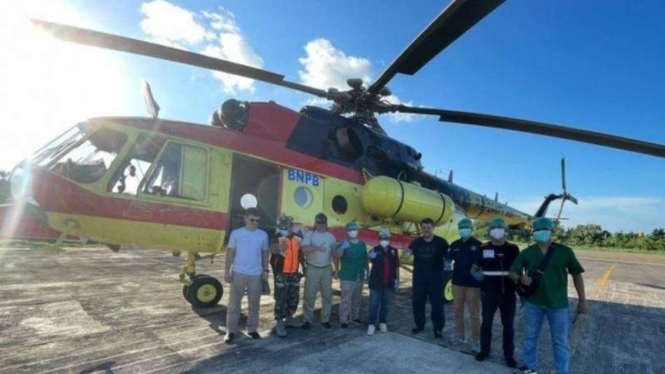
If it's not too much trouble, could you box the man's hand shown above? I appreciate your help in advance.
[521,274,533,286]
[403,248,413,258]
[262,271,269,282]
[224,272,233,283]
[332,270,339,280]
[577,299,588,314]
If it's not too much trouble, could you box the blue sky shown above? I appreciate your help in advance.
[1,0,663,232]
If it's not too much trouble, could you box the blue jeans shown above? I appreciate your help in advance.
[523,302,570,374]
[368,286,393,325]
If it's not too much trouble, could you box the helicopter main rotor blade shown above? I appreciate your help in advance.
[368,0,505,94]
[31,19,329,98]
[393,105,665,158]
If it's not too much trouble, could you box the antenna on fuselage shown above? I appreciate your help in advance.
[142,80,160,119]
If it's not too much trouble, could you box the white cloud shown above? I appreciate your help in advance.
[298,39,372,91]
[140,0,210,44]
[139,1,263,93]
[510,196,665,233]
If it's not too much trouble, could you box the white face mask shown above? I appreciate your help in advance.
[490,228,505,240]
[348,230,358,239]
[379,240,390,248]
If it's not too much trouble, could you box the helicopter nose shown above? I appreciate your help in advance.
[9,161,37,206]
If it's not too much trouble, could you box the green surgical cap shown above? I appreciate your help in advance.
[489,218,507,229]
[458,218,473,229]
[533,217,554,231]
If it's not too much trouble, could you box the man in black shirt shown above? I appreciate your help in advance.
[470,218,520,369]
[447,218,482,347]
[405,217,449,339]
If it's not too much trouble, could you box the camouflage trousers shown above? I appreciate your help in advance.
[274,273,301,320]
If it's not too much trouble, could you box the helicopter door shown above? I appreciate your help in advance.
[227,155,280,233]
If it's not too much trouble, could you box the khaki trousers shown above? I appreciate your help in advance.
[453,285,481,341]
[226,272,262,334]
[303,264,332,323]
[339,280,363,323]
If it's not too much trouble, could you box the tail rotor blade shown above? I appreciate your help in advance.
[561,158,567,192]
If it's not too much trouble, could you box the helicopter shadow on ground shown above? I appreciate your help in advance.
[77,360,116,374]
[179,284,665,374]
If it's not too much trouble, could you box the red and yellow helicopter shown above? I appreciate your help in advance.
[3,0,664,308]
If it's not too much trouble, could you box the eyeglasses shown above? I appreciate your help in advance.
[249,218,260,223]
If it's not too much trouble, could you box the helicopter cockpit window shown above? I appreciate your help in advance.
[142,142,208,202]
[49,128,127,184]
[109,134,166,195]
[31,124,86,167]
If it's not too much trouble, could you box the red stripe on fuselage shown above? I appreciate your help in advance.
[32,169,226,230]
[329,228,415,250]
[98,102,364,184]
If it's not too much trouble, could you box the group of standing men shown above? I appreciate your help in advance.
[222,208,587,374]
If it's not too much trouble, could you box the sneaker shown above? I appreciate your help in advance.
[474,352,488,362]
[322,322,332,329]
[454,335,467,344]
[248,332,261,339]
[285,316,303,328]
[433,330,443,339]
[505,357,517,368]
[379,323,388,333]
[302,321,311,330]
[224,332,235,344]
[276,320,287,338]
[367,324,376,336]
[411,327,424,334]
[340,323,348,329]
[516,366,537,374]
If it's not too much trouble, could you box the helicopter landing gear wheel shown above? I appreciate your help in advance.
[443,272,454,304]
[183,274,223,308]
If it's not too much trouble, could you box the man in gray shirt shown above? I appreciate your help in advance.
[224,208,269,344]
[301,213,338,329]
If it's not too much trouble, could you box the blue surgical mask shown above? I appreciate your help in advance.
[459,228,472,239]
[279,229,289,236]
[533,230,552,243]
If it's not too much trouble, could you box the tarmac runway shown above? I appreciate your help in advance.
[0,246,662,374]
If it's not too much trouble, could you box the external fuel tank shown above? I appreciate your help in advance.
[360,176,454,226]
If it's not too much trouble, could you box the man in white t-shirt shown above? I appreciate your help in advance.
[301,213,338,329]
[224,208,269,344]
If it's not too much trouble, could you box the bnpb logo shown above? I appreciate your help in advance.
[288,169,320,186]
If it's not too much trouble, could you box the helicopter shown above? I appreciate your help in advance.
[3,0,665,309]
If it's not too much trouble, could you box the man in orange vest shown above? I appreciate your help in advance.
[271,215,306,337]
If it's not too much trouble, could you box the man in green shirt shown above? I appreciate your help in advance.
[334,221,369,328]
[509,217,587,374]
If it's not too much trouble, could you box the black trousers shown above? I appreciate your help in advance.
[480,290,516,358]
[412,272,445,331]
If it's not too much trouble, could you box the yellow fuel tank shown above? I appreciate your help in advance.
[360,176,454,226]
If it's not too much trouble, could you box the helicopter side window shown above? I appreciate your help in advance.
[142,142,208,202]
[108,134,166,195]
[49,128,127,184]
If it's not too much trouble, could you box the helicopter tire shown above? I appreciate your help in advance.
[184,274,223,308]
[443,271,454,304]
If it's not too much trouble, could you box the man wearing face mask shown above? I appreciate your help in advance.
[510,217,586,374]
[334,221,369,328]
[301,213,337,329]
[270,215,306,338]
[470,218,520,368]
[447,218,482,348]
[404,217,449,339]
[366,228,400,335]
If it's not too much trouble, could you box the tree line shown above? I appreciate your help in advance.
[473,220,665,252]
